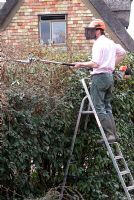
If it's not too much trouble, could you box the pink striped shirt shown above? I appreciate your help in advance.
[91,35,126,75]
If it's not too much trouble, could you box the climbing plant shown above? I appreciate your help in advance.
[0,46,134,200]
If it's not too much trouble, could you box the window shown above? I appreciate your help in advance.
[39,14,67,45]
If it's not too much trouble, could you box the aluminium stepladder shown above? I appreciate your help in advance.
[61,78,134,200]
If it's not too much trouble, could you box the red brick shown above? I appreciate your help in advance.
[1,0,95,52]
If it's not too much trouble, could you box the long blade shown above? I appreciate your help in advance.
[40,59,75,66]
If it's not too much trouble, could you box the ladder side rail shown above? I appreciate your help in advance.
[114,145,134,194]
[81,79,132,200]
[114,143,134,185]
[60,95,87,199]
[115,144,134,186]
[74,96,88,135]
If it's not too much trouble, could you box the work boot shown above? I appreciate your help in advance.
[107,113,119,141]
[97,134,116,144]
[97,113,116,144]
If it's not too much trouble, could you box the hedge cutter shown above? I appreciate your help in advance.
[15,55,75,67]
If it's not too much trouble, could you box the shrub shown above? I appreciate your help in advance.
[0,47,134,200]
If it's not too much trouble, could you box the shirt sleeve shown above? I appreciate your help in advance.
[91,42,103,65]
[115,44,126,56]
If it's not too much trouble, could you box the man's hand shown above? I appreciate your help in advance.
[74,62,82,68]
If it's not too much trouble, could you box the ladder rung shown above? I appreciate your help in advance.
[115,155,123,160]
[120,170,130,175]
[81,111,94,114]
[127,185,134,191]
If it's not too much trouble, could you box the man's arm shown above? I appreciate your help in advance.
[74,60,98,69]
[115,53,126,66]
[115,44,126,66]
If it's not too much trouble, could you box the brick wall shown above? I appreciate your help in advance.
[1,0,95,52]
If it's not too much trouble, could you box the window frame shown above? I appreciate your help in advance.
[38,14,67,45]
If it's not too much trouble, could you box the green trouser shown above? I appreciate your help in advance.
[90,73,117,138]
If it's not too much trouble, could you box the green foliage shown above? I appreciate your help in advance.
[1,50,134,200]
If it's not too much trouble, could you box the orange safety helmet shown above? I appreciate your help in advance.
[89,19,106,30]
[119,66,128,72]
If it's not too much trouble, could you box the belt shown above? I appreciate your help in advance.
[91,72,113,76]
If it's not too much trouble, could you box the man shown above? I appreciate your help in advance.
[74,19,126,143]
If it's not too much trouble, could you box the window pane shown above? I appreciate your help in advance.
[52,22,66,44]
[40,22,50,44]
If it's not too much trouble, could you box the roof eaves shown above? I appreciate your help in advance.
[0,0,23,31]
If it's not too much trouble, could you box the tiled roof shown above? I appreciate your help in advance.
[0,3,5,9]
[103,0,131,11]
